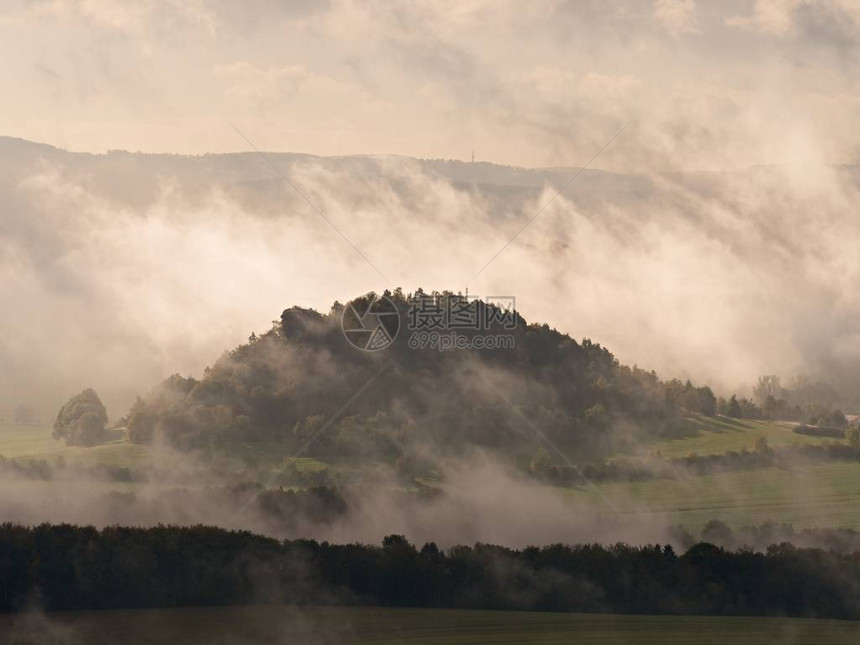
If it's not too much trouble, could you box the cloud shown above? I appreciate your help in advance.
[726,0,860,52]
[654,0,700,34]
[726,0,801,35]
[215,62,363,106]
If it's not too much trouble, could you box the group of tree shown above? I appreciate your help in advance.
[717,394,760,419]
[12,404,37,425]
[734,374,852,425]
[5,523,860,619]
[698,519,860,555]
[717,378,851,427]
[119,290,724,463]
[52,389,108,446]
[754,374,842,409]
[662,379,717,416]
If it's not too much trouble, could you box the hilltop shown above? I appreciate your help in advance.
[121,290,716,465]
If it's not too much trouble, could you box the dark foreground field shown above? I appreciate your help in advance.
[3,606,860,645]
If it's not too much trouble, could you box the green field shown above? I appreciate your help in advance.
[3,605,860,644]
[0,424,328,473]
[642,415,842,458]
[0,424,151,467]
[547,415,860,533]
[568,460,860,533]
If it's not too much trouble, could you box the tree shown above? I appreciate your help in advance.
[762,395,776,419]
[76,411,107,446]
[697,387,717,416]
[701,519,735,548]
[584,404,610,430]
[291,414,338,457]
[753,375,782,405]
[789,376,840,407]
[13,404,37,425]
[529,447,552,475]
[126,397,157,444]
[754,436,771,454]
[53,389,108,446]
[828,409,848,431]
[726,395,742,418]
[804,403,830,427]
[846,426,860,450]
[382,534,413,551]
[739,397,762,420]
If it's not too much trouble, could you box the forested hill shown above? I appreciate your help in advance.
[123,290,717,460]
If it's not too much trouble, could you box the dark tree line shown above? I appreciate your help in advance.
[4,523,860,618]
[718,374,853,425]
[698,519,860,555]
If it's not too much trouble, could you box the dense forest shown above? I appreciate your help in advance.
[3,523,860,619]
[121,290,719,462]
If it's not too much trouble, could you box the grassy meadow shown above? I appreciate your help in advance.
[557,415,860,533]
[567,460,860,533]
[3,605,860,645]
[0,423,149,467]
[642,415,842,458]
[0,423,327,472]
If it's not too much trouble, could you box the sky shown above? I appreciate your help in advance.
[2,0,860,170]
